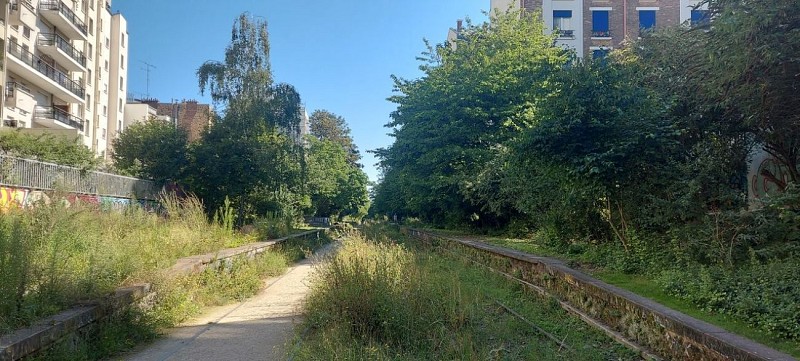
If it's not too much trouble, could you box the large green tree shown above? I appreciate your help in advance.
[309,110,360,166]
[372,11,569,226]
[188,13,307,219]
[111,118,189,182]
[306,137,369,218]
[0,130,97,169]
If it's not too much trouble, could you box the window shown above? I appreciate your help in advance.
[690,9,710,27]
[84,120,90,136]
[121,55,125,69]
[118,98,122,113]
[592,10,610,37]
[121,33,126,48]
[592,49,609,60]
[87,69,92,85]
[103,105,107,116]
[90,0,94,9]
[22,26,30,39]
[105,37,109,48]
[103,83,107,94]
[117,120,122,133]
[87,43,93,60]
[89,19,94,35]
[553,10,574,38]
[639,10,657,34]
[102,128,106,139]
[104,60,108,71]
[119,76,123,90]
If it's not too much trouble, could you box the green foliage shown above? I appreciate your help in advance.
[0,194,253,334]
[309,109,361,166]
[657,258,800,341]
[0,130,98,169]
[306,137,369,218]
[111,117,189,181]
[293,224,637,360]
[372,11,569,226]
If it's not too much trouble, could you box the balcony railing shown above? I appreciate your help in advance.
[38,33,87,67]
[6,81,33,99]
[12,0,35,12]
[7,40,85,98]
[34,105,84,131]
[558,29,575,38]
[591,30,611,38]
[38,0,88,36]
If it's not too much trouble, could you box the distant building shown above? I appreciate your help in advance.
[0,0,129,159]
[489,0,708,58]
[153,100,213,142]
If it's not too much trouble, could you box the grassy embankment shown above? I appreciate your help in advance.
[0,195,328,359]
[427,228,800,358]
[291,224,639,360]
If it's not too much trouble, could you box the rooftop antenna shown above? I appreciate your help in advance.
[139,61,156,98]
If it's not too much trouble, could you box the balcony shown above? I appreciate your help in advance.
[34,105,84,131]
[37,33,87,71]
[557,29,575,39]
[38,0,88,40]
[10,0,37,28]
[591,30,611,38]
[6,41,86,103]
[5,82,35,112]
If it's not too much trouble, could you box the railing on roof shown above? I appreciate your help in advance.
[0,155,160,200]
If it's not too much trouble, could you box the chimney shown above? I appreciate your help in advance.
[456,19,463,32]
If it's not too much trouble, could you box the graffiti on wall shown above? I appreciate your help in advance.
[751,158,792,199]
[0,185,159,213]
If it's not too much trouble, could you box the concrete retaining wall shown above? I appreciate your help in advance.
[406,229,795,361]
[0,229,326,361]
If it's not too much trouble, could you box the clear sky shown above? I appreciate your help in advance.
[112,0,488,183]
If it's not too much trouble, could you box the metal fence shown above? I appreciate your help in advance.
[0,155,160,200]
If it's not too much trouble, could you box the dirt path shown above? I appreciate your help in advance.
[123,244,334,361]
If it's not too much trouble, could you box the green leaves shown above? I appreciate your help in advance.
[111,118,189,182]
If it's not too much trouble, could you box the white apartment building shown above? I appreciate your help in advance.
[0,0,128,159]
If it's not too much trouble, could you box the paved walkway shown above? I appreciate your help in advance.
[123,245,334,361]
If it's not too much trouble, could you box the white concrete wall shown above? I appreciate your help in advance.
[107,12,128,158]
[544,0,584,58]
[490,0,521,17]
[123,102,154,128]
[680,0,705,24]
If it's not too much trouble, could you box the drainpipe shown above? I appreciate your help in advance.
[623,0,628,41]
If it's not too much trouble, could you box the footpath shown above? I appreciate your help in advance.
[123,244,334,361]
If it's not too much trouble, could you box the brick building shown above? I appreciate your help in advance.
[489,0,709,58]
[153,100,213,142]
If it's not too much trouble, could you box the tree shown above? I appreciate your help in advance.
[111,118,189,182]
[309,110,360,166]
[701,0,800,189]
[188,13,306,219]
[306,137,369,218]
[372,11,569,226]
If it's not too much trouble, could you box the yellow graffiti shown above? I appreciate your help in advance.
[0,187,29,212]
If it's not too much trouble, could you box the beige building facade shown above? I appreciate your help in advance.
[0,0,128,159]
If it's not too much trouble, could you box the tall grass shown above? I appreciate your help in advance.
[294,224,636,360]
[0,193,254,334]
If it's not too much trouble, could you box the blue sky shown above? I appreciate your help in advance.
[112,0,488,183]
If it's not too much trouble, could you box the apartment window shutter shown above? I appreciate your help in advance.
[592,11,609,32]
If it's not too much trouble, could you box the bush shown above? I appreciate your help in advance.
[657,259,800,341]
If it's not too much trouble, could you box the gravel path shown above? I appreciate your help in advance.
[123,244,334,361]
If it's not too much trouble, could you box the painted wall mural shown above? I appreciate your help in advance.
[0,185,160,213]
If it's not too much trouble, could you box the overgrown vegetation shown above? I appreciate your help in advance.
[292,224,637,360]
[0,194,250,334]
[371,0,800,348]
[1,192,331,359]
[0,130,98,169]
